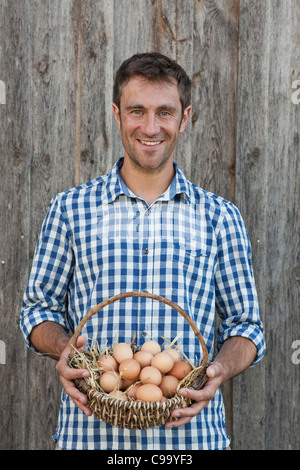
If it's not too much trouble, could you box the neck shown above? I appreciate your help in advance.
[119,156,175,205]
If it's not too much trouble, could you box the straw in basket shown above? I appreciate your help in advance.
[69,292,209,429]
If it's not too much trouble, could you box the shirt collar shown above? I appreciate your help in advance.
[104,157,190,204]
[169,161,190,201]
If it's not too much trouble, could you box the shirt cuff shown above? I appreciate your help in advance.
[217,322,266,367]
[20,308,70,355]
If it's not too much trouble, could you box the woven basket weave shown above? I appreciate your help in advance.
[69,291,209,429]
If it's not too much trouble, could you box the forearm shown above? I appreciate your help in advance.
[213,336,257,384]
[29,322,92,415]
[29,321,70,360]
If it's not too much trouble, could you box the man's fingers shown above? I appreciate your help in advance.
[164,367,224,428]
[57,363,90,380]
[166,399,210,428]
[60,335,87,361]
[60,374,86,400]
[72,398,93,416]
[178,384,216,403]
[55,334,92,415]
[59,372,92,416]
[74,335,87,350]
[56,335,89,377]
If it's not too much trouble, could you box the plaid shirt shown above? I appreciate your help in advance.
[20,158,265,450]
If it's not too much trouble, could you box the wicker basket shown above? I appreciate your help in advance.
[69,291,209,429]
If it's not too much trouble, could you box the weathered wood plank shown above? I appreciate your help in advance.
[192,0,239,442]
[260,0,300,450]
[158,0,194,179]
[79,0,114,183]
[234,0,270,450]
[0,0,33,450]
[24,0,80,449]
[192,0,239,201]
[235,0,300,450]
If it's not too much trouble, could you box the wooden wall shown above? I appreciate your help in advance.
[0,0,299,450]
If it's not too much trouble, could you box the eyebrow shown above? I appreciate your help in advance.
[124,104,178,113]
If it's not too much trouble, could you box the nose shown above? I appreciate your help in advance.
[140,112,160,136]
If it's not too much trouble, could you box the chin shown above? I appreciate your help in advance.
[128,152,173,173]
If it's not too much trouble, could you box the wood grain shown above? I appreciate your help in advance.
[0,0,299,450]
[24,0,79,449]
[80,0,114,182]
[235,0,300,450]
[0,0,33,450]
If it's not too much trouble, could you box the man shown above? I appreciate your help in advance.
[20,52,265,450]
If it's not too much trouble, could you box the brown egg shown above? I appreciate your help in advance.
[133,350,153,368]
[121,378,135,390]
[125,382,143,399]
[112,342,133,363]
[99,371,123,392]
[164,348,181,363]
[97,354,118,372]
[109,390,128,400]
[136,384,163,402]
[169,360,193,380]
[139,366,162,385]
[119,358,141,380]
[151,351,174,374]
[159,375,179,398]
[141,340,161,356]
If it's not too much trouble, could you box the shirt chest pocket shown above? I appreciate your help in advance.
[171,241,210,272]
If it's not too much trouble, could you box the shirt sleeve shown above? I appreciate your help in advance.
[214,202,265,366]
[20,194,74,353]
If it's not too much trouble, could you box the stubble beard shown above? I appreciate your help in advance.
[120,125,178,176]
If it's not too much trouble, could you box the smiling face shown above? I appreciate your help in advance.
[112,76,191,174]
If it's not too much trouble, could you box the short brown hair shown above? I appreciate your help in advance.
[113,52,192,113]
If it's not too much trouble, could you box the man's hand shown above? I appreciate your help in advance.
[56,335,93,416]
[29,322,93,416]
[165,336,257,428]
[165,363,222,428]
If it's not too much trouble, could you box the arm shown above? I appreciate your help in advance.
[29,321,92,416]
[29,321,70,360]
[21,197,92,416]
[167,203,263,428]
[166,336,257,428]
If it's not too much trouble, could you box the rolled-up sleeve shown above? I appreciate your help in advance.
[20,195,74,352]
[215,203,265,366]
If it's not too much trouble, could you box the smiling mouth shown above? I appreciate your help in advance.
[138,139,163,147]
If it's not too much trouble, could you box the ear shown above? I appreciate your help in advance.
[112,103,121,130]
[179,105,192,134]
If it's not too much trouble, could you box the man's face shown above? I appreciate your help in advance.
[112,76,191,173]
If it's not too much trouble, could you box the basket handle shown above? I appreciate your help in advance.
[69,291,208,363]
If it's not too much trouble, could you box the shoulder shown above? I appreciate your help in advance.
[51,174,108,210]
[188,181,242,223]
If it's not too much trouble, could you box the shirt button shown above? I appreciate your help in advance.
[143,249,149,254]
[141,331,147,338]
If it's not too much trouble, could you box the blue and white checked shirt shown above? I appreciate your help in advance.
[20,158,265,450]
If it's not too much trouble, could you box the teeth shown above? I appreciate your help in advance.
[140,140,161,146]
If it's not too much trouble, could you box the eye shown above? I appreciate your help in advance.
[132,110,142,115]
[160,111,170,117]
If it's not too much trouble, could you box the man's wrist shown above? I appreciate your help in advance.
[29,321,70,360]
[212,336,257,383]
